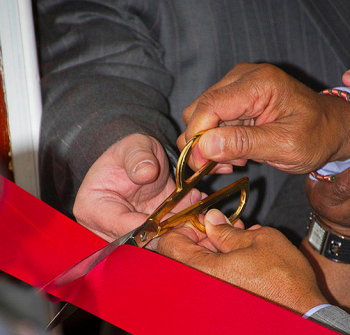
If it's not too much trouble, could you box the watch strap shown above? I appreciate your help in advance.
[307,213,350,263]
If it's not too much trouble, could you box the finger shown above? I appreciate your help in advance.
[182,75,240,125]
[76,196,149,242]
[195,125,311,173]
[157,223,210,263]
[116,134,162,185]
[197,237,218,252]
[204,209,253,253]
[183,67,282,145]
[248,224,262,231]
[183,83,259,144]
[170,189,205,213]
[182,63,260,125]
[198,122,320,174]
[232,219,245,229]
[342,70,350,87]
[177,134,234,173]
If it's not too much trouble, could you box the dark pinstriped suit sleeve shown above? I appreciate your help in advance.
[309,306,350,334]
[36,1,350,333]
[37,0,178,216]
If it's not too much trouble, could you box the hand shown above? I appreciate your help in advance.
[178,63,350,174]
[158,209,328,315]
[73,134,202,242]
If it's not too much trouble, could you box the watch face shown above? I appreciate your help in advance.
[309,219,326,252]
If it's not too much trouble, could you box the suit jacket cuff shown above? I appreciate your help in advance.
[308,305,350,334]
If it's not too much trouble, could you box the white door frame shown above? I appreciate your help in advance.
[0,0,42,198]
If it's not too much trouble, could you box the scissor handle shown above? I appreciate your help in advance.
[158,176,249,235]
[146,132,217,225]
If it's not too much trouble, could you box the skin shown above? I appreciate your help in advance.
[304,169,350,312]
[72,64,350,313]
[158,209,328,315]
[73,134,204,241]
[178,63,350,174]
[300,72,350,312]
[73,63,350,243]
[177,63,350,312]
[342,70,350,87]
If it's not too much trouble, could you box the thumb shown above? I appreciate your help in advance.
[119,135,161,185]
[204,209,251,253]
[197,125,305,173]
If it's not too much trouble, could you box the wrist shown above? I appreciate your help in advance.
[320,90,350,162]
[317,214,350,238]
[307,212,350,263]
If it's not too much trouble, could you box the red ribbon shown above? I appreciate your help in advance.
[0,176,337,334]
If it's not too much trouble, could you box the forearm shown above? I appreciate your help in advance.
[37,0,178,215]
[40,75,177,217]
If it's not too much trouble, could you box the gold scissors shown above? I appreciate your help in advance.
[43,131,249,328]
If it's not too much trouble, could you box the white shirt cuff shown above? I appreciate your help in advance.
[335,86,350,94]
[303,304,332,319]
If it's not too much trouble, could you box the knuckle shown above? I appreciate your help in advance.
[214,226,239,249]
[252,227,279,246]
[226,127,251,158]
[255,63,284,83]
[258,63,278,75]
[197,90,220,112]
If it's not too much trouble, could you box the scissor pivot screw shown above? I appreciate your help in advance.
[140,232,148,242]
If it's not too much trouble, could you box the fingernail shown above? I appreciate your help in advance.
[189,189,202,205]
[132,160,154,175]
[215,166,233,174]
[203,135,224,158]
[206,209,231,226]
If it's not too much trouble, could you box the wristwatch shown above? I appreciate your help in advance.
[307,212,350,263]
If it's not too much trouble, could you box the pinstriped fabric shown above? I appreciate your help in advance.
[301,0,350,66]
[284,1,293,61]
[310,306,350,334]
[208,0,222,81]
[300,8,311,74]
[37,0,350,232]
[238,0,254,62]
[223,0,238,62]
[267,1,281,61]
[164,0,349,120]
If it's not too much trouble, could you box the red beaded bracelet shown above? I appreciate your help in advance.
[310,88,350,182]
[321,88,350,101]
[310,171,335,182]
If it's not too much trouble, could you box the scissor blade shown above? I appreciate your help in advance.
[41,228,137,292]
[46,302,78,330]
